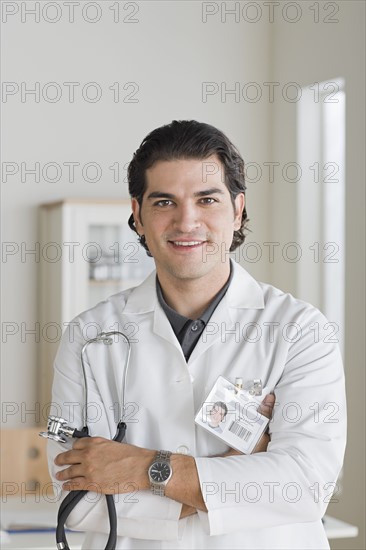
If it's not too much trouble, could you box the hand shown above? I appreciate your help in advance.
[252,392,275,453]
[180,504,198,519]
[258,392,276,421]
[54,437,155,494]
[222,392,276,456]
[174,393,274,515]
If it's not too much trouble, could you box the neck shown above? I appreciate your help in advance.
[157,263,231,319]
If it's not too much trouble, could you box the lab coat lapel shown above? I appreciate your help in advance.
[123,262,265,360]
[153,304,184,354]
[188,262,265,363]
[188,294,233,363]
[123,270,183,354]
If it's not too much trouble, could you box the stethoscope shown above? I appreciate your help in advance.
[40,331,131,550]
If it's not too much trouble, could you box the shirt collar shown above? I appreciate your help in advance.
[123,259,264,314]
[155,262,233,330]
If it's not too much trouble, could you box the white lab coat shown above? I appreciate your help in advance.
[48,261,346,549]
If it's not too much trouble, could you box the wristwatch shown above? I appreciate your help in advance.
[148,450,172,496]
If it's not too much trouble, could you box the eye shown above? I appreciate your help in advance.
[154,199,174,207]
[199,197,217,205]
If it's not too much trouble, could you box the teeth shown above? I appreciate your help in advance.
[173,241,202,246]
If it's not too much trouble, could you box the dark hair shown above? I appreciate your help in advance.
[128,120,249,255]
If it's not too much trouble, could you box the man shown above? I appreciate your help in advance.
[207,402,228,431]
[49,120,346,549]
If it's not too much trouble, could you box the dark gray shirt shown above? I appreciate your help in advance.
[156,264,233,361]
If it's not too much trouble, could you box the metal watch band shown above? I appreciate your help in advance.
[151,484,165,497]
[155,450,172,462]
[150,450,172,496]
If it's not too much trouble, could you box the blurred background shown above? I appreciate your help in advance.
[1,1,365,548]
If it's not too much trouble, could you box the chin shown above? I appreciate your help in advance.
[166,266,207,281]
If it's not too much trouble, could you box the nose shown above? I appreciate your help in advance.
[172,203,201,233]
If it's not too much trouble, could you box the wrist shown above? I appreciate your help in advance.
[148,450,173,496]
[166,454,207,512]
[164,453,193,498]
[138,449,156,491]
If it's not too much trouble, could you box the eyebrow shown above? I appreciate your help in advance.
[146,187,225,200]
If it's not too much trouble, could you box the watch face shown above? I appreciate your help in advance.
[149,461,171,483]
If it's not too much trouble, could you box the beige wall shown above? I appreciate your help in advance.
[271,2,365,548]
[1,1,364,547]
[1,0,272,425]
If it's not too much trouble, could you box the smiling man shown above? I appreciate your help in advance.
[131,154,244,319]
[49,120,346,550]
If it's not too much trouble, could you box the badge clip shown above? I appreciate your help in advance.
[248,379,263,396]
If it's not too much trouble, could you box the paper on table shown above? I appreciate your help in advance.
[1,498,58,531]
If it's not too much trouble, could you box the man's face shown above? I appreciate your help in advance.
[131,155,244,286]
[208,404,227,427]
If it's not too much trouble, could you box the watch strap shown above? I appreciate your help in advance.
[149,450,172,496]
[155,450,172,462]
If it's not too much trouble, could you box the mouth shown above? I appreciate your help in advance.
[168,240,206,250]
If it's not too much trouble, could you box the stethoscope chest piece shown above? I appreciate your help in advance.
[39,331,131,550]
[40,416,76,443]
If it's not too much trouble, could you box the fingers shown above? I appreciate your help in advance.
[180,505,198,519]
[222,447,242,457]
[56,464,83,481]
[61,478,86,492]
[257,393,275,419]
[253,432,270,453]
[54,437,104,466]
[72,436,105,450]
[54,449,82,466]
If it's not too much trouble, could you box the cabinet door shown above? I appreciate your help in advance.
[63,202,154,323]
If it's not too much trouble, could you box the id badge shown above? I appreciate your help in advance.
[195,376,269,454]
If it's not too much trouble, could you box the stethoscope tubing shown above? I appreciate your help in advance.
[80,331,132,427]
[56,492,117,550]
[56,422,126,549]
[55,329,130,550]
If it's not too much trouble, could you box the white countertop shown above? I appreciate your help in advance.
[0,496,359,548]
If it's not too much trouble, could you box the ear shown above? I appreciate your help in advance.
[233,193,245,230]
[131,198,143,234]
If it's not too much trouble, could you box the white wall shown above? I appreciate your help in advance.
[270,2,365,548]
[1,1,272,425]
